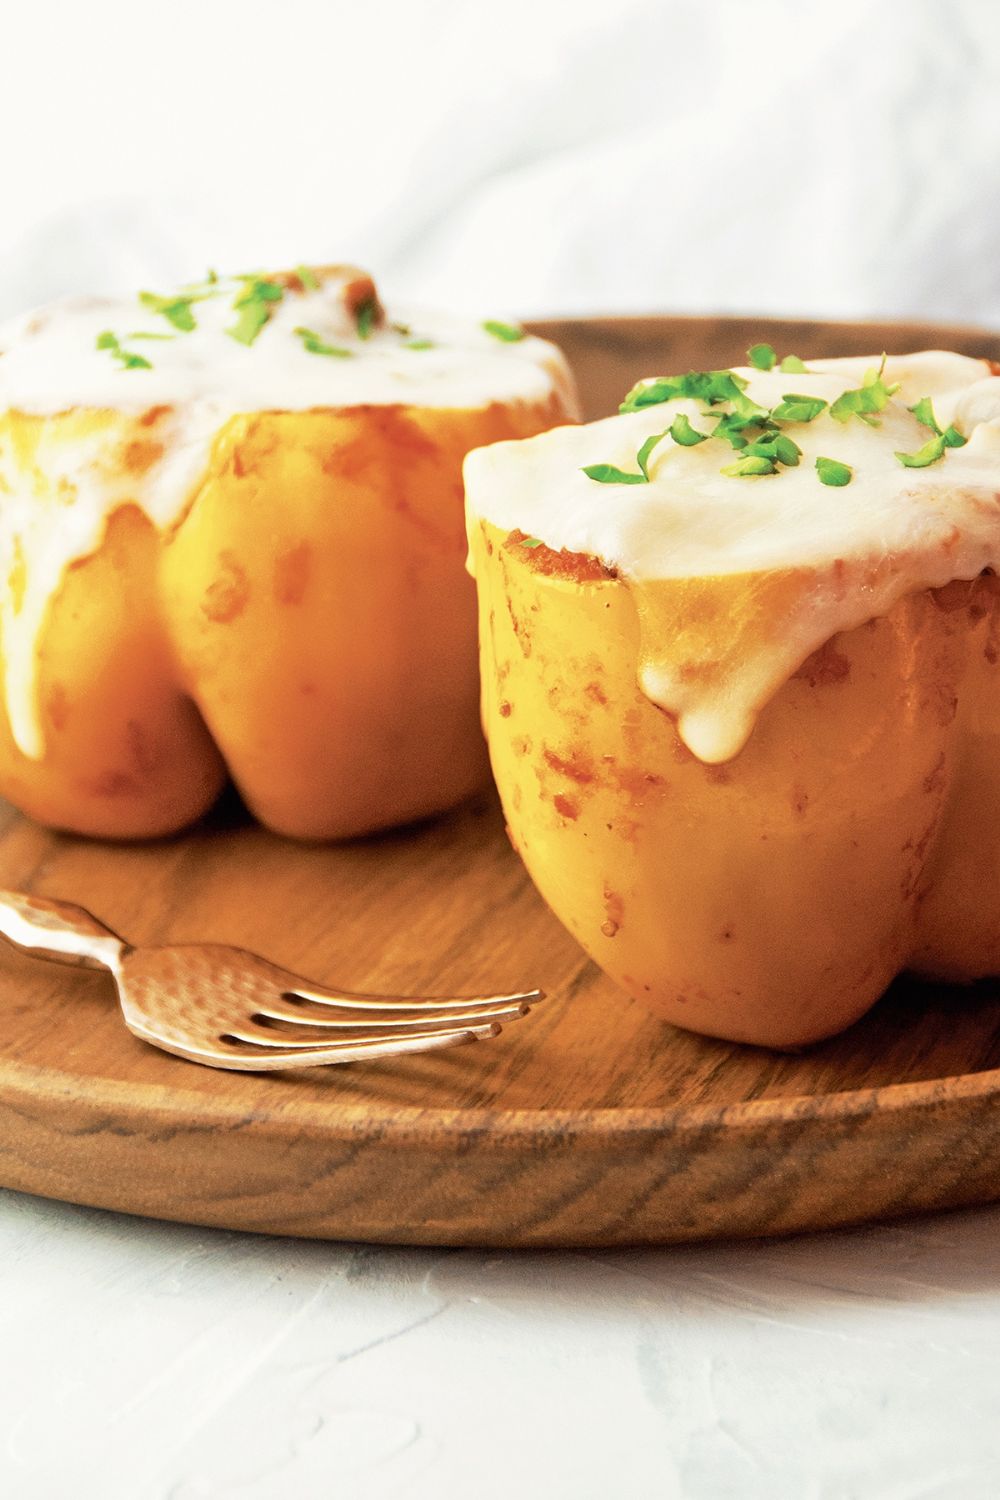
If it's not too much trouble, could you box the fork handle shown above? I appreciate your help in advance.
[0,889,127,972]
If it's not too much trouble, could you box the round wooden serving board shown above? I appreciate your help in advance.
[4,314,1000,1249]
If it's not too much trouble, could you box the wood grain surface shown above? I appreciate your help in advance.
[3,314,1000,1248]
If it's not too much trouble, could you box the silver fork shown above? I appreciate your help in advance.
[0,889,543,1072]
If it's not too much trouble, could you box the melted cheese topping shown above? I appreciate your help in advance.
[464,351,1000,763]
[0,271,574,415]
[0,267,577,759]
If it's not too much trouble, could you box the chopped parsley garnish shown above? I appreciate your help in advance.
[520,536,544,548]
[355,297,378,340]
[722,454,778,477]
[586,353,969,491]
[708,410,754,450]
[637,431,669,479]
[748,343,776,371]
[906,396,966,445]
[829,357,900,426]
[138,290,204,333]
[594,366,812,483]
[816,456,853,487]
[483,319,526,343]
[896,436,948,469]
[406,338,435,350]
[227,277,284,346]
[896,394,967,466]
[128,331,176,341]
[748,345,810,373]
[895,430,967,468]
[729,388,770,423]
[770,393,828,423]
[294,325,352,358]
[669,413,709,446]
[296,264,320,291]
[746,433,802,467]
[909,396,941,432]
[621,369,755,415]
[581,461,650,485]
[95,330,151,370]
[582,428,672,485]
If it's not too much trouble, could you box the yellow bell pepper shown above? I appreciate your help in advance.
[0,394,571,840]
[470,520,1000,1047]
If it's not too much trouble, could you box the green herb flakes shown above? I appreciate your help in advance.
[227,277,284,346]
[294,326,352,358]
[296,265,320,291]
[770,393,828,423]
[483,319,526,343]
[601,353,976,493]
[896,436,945,468]
[708,411,752,450]
[894,432,963,468]
[584,426,673,486]
[669,413,709,446]
[581,462,650,486]
[637,431,668,480]
[721,454,777,477]
[748,345,810,374]
[748,343,776,371]
[621,369,751,415]
[95,330,152,370]
[771,434,802,467]
[909,396,941,432]
[816,456,853,487]
[906,396,968,451]
[829,358,900,427]
[138,290,201,333]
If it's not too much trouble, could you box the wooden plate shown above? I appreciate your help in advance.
[4,315,1000,1249]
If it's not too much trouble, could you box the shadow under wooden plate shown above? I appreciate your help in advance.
[3,314,1000,1248]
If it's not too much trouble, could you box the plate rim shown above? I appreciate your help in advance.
[5,1039,1000,1141]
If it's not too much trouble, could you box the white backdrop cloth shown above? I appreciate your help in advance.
[2,0,1000,328]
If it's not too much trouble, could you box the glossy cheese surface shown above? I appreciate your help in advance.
[465,352,1000,761]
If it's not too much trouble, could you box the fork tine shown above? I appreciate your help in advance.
[190,1026,499,1072]
[255,994,531,1030]
[286,985,544,1013]
[221,1017,503,1050]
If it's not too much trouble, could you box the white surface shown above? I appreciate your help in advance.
[2,1189,1000,1499]
[3,1,1000,326]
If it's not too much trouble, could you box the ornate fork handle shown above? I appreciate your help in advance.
[0,889,127,972]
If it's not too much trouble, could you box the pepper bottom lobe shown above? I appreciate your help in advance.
[473,519,1000,1048]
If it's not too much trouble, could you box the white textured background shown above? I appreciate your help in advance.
[3,0,1000,325]
[3,1192,1000,1498]
[5,4,1000,1496]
